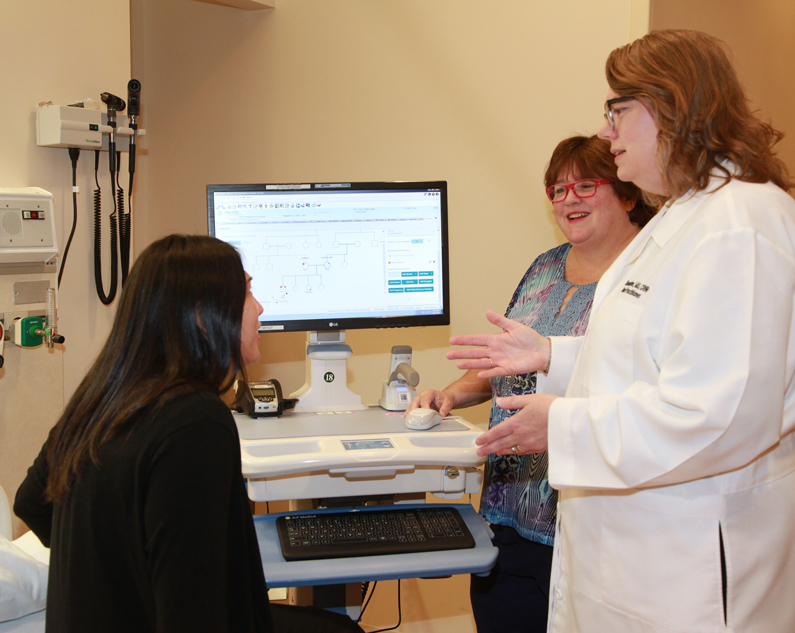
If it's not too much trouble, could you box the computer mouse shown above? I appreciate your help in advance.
[405,407,442,430]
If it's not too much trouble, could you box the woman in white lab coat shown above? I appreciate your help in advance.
[449,30,795,632]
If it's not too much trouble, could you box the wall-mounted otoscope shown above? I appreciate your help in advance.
[127,80,141,130]
[94,91,128,305]
[121,79,141,281]
[35,86,145,303]
[126,81,140,183]
[100,92,125,175]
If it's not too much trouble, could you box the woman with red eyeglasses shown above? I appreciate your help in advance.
[406,135,655,633]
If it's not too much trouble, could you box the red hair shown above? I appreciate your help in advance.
[606,29,791,203]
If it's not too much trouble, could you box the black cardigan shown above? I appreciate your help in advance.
[15,391,273,633]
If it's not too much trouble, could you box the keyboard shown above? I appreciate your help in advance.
[275,506,476,561]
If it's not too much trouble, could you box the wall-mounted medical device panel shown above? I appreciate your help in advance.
[36,104,145,151]
[0,188,57,267]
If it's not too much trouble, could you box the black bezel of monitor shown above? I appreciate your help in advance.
[207,180,450,333]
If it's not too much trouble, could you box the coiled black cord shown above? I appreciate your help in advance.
[116,152,130,285]
[93,150,118,305]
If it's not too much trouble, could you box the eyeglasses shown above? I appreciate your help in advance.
[546,179,613,202]
[604,96,636,130]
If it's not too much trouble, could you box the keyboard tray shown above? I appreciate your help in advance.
[276,506,476,561]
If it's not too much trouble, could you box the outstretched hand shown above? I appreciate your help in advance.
[447,310,550,379]
[475,393,556,456]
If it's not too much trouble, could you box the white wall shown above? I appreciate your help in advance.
[0,0,130,537]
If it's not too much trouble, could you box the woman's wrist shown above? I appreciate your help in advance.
[439,388,458,409]
[441,377,490,409]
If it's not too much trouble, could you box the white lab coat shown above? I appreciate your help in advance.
[543,176,795,632]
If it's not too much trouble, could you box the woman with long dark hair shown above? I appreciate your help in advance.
[15,235,358,633]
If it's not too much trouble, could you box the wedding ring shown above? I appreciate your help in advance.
[489,358,494,367]
[511,444,522,454]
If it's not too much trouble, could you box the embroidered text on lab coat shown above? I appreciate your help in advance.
[621,280,649,298]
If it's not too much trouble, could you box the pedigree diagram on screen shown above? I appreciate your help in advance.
[212,188,445,321]
[249,227,441,316]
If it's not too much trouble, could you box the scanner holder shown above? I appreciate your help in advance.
[378,345,419,411]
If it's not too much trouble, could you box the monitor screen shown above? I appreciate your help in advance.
[207,181,450,333]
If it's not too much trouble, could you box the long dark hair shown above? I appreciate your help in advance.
[606,29,791,204]
[545,134,657,228]
[46,235,247,502]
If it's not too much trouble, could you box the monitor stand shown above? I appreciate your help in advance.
[289,331,368,413]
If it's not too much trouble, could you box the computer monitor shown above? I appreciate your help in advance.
[207,181,450,411]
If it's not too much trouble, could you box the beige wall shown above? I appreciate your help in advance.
[0,0,130,538]
[132,0,647,428]
[650,0,795,179]
[6,0,792,627]
[129,1,648,628]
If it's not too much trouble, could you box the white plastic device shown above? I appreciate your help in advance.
[378,345,419,411]
[36,104,145,151]
[236,409,486,502]
[0,188,57,266]
[404,408,442,430]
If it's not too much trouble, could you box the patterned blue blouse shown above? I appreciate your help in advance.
[479,243,596,545]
